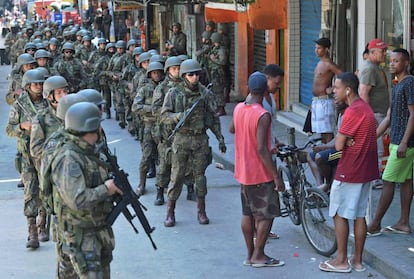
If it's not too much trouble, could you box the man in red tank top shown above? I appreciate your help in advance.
[229,72,285,268]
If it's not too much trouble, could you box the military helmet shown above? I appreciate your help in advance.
[133,47,144,56]
[56,94,87,120]
[127,39,137,49]
[172,22,181,30]
[24,42,37,52]
[77,89,106,105]
[210,32,222,44]
[22,69,46,87]
[98,38,107,45]
[36,67,50,79]
[48,37,59,46]
[201,31,211,40]
[17,53,36,67]
[43,76,69,98]
[32,38,42,45]
[35,49,51,59]
[82,35,91,42]
[36,42,47,50]
[65,102,101,132]
[106,42,116,51]
[43,27,52,34]
[206,20,216,29]
[146,62,164,77]
[76,29,85,37]
[149,54,165,64]
[180,59,201,76]
[61,42,75,52]
[147,49,159,56]
[164,56,181,72]
[138,52,151,64]
[33,30,42,38]
[115,40,126,49]
[177,54,189,62]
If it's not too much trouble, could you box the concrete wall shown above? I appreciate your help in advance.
[287,0,301,109]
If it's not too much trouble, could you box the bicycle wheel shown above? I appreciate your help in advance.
[300,187,337,256]
[278,167,301,225]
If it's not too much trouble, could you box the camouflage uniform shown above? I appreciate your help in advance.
[94,50,113,115]
[54,57,87,92]
[132,78,162,194]
[5,31,18,65]
[6,90,49,245]
[106,51,129,125]
[6,71,24,105]
[50,131,115,278]
[12,35,29,62]
[208,43,227,111]
[161,77,225,225]
[75,45,94,73]
[122,61,140,133]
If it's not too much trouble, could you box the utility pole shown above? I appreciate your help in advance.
[143,0,151,50]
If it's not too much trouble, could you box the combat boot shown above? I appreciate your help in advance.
[146,162,156,178]
[37,208,49,242]
[197,197,210,225]
[164,200,176,227]
[26,217,39,249]
[118,113,126,129]
[105,109,111,119]
[186,184,196,201]
[154,186,164,206]
[135,169,147,196]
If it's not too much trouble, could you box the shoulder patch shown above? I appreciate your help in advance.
[68,162,82,177]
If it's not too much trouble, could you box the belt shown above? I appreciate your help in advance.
[177,128,206,136]
[312,94,333,100]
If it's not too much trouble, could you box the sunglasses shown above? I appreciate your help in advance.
[186,71,200,77]
[32,82,43,86]
[27,49,36,51]
[64,50,73,54]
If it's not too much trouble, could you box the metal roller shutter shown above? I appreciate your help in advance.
[253,29,266,72]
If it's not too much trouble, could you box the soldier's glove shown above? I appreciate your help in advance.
[219,140,226,153]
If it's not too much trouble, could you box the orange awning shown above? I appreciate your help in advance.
[204,3,239,23]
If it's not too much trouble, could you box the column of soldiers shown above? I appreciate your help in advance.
[5,19,227,278]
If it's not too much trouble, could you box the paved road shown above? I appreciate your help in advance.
[0,65,385,278]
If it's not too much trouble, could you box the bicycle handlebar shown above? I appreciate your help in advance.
[277,137,322,157]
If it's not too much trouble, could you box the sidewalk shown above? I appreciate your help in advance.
[209,102,414,279]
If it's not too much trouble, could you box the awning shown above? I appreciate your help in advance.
[205,0,287,30]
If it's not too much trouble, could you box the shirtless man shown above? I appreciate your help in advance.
[312,38,342,143]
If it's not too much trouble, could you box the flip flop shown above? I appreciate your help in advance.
[252,258,285,268]
[243,260,252,266]
[268,231,280,239]
[348,259,366,272]
[319,260,351,273]
[408,247,414,253]
[382,225,410,234]
[366,231,382,237]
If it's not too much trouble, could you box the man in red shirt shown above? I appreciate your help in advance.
[229,72,285,268]
[319,72,378,273]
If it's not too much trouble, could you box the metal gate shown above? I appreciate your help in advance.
[253,29,266,72]
[300,0,321,106]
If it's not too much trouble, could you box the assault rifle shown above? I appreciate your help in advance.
[100,144,157,250]
[167,97,202,141]
[15,99,35,121]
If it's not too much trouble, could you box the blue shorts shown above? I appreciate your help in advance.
[309,148,341,167]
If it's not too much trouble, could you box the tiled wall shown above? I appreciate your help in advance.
[287,0,301,109]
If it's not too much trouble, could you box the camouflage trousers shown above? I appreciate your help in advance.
[99,84,111,111]
[210,69,225,107]
[167,133,211,200]
[110,82,125,113]
[139,122,158,175]
[62,226,114,279]
[21,155,40,217]
[157,141,193,189]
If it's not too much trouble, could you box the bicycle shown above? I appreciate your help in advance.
[277,138,337,256]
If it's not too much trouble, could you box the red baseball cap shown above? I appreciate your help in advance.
[367,38,388,50]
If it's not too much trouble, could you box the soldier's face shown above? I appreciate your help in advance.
[49,44,57,51]
[22,63,35,72]
[30,82,43,95]
[141,60,149,70]
[37,58,48,67]
[52,87,68,103]
[150,70,163,82]
[168,66,180,78]
[99,43,106,50]
[185,71,200,86]
[64,50,73,58]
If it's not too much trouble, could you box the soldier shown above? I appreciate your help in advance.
[106,40,129,128]
[152,56,195,205]
[50,102,122,278]
[48,38,61,66]
[161,59,226,227]
[122,46,143,135]
[34,49,55,75]
[166,22,187,56]
[208,32,228,116]
[30,76,69,243]
[6,53,37,105]
[24,41,37,56]
[88,37,107,66]
[6,69,49,248]
[195,31,212,86]
[5,22,19,66]
[132,61,165,196]
[126,39,137,63]
[54,42,88,92]
[75,35,95,71]
[94,42,116,119]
